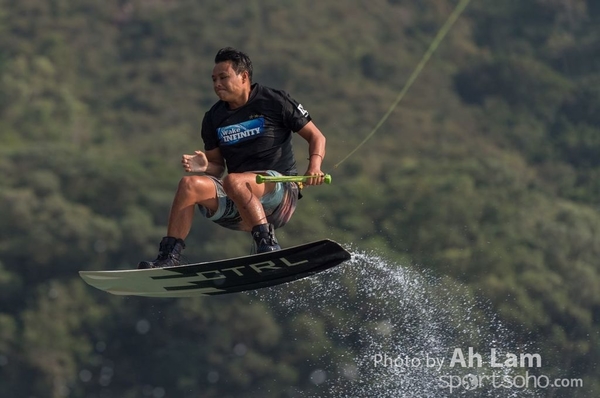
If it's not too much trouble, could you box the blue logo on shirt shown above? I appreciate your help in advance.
[218,117,265,145]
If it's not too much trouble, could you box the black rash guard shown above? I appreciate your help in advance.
[201,83,312,175]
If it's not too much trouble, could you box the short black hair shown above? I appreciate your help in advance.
[214,47,253,83]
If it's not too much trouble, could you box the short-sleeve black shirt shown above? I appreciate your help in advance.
[201,83,311,175]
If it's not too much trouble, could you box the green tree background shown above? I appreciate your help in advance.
[0,0,599,397]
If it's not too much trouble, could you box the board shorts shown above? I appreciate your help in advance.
[198,170,300,231]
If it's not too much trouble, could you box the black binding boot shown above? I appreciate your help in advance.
[251,223,281,254]
[138,236,185,269]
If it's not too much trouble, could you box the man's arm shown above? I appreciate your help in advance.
[297,121,327,185]
[182,148,226,177]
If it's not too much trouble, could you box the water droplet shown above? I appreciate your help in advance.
[96,341,107,352]
[79,369,93,382]
[310,369,327,385]
[207,371,219,383]
[233,343,247,356]
[136,319,151,334]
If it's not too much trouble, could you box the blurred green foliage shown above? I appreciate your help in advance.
[0,0,599,396]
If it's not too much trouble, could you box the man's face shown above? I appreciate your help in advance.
[212,61,247,102]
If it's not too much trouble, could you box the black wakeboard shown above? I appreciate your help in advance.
[79,239,350,298]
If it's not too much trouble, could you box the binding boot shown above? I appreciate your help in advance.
[138,236,185,269]
[251,223,281,254]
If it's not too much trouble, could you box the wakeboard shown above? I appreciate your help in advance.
[79,239,350,298]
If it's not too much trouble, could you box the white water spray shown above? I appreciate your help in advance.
[253,248,540,397]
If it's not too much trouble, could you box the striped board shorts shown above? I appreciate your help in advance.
[198,170,300,231]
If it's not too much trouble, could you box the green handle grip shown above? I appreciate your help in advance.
[256,174,332,184]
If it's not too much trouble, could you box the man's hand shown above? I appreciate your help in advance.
[303,168,326,186]
[182,151,209,173]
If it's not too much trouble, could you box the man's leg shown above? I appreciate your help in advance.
[167,175,219,239]
[138,175,218,269]
[222,172,282,253]
[221,172,273,231]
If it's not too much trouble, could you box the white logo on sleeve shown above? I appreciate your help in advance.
[297,104,309,117]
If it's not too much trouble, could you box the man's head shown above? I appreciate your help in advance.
[214,47,253,83]
[212,47,253,107]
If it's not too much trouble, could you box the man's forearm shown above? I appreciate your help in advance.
[308,136,326,171]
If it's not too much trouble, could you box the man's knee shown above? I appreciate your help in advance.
[222,173,249,196]
[178,175,214,197]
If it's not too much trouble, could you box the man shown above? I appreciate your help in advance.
[138,47,327,269]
